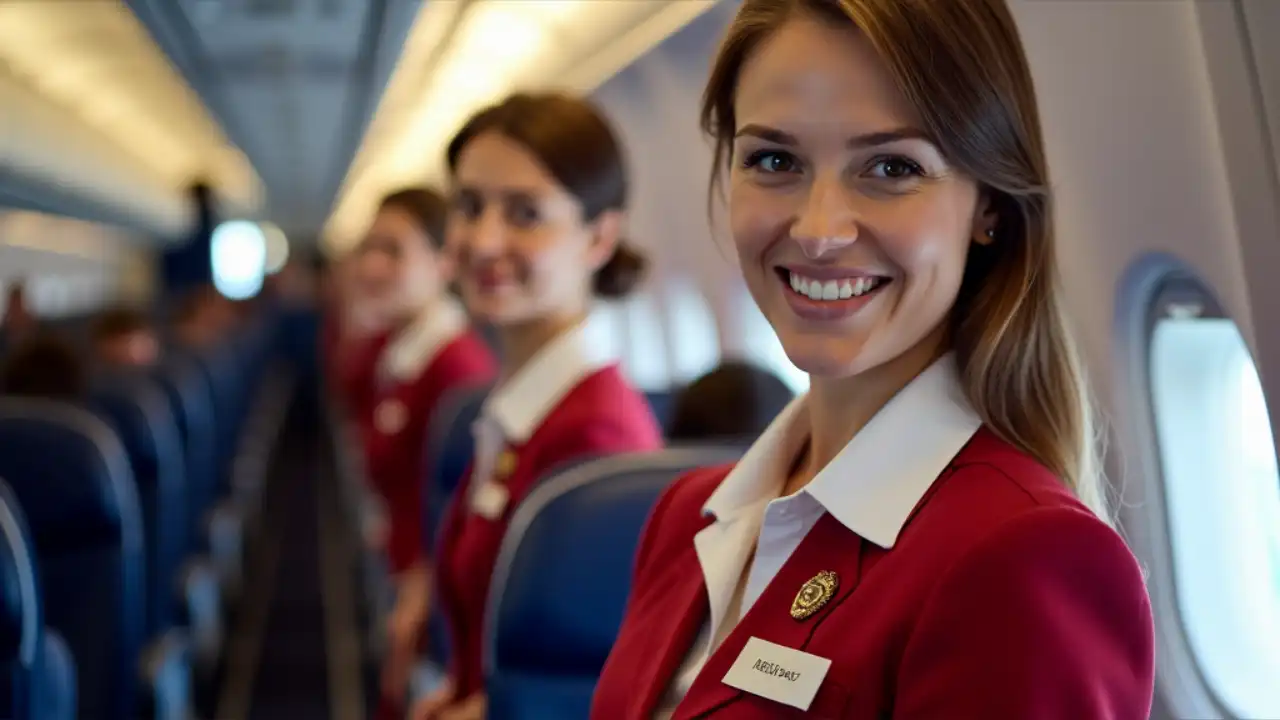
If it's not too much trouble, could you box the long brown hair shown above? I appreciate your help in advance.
[701,0,1108,520]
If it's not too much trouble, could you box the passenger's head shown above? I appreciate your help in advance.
[3,282,33,332]
[445,92,647,329]
[91,306,160,368]
[1,332,86,401]
[703,0,1102,513]
[173,285,233,350]
[667,361,796,442]
[353,187,454,324]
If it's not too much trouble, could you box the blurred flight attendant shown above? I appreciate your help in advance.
[592,0,1155,718]
[326,251,393,422]
[350,188,498,713]
[409,92,663,720]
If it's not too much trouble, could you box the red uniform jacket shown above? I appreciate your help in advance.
[436,365,663,700]
[364,329,496,574]
[592,428,1155,719]
[330,328,391,423]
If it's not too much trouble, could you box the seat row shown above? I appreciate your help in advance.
[0,304,305,719]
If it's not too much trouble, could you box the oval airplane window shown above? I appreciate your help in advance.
[1147,272,1280,718]
[667,279,719,384]
[623,290,671,391]
[210,220,267,300]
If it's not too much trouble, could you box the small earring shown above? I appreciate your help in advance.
[986,228,996,238]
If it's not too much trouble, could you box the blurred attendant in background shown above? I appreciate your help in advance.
[351,187,498,716]
[410,92,663,720]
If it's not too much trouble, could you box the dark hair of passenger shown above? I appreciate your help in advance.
[379,187,449,249]
[667,361,796,442]
[173,285,216,325]
[91,306,151,344]
[0,332,86,401]
[446,92,648,299]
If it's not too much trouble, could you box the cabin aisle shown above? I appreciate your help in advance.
[246,395,332,719]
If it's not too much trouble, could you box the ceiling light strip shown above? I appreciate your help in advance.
[323,0,716,252]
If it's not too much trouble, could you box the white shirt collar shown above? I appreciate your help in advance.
[378,297,469,383]
[702,353,982,548]
[482,318,617,443]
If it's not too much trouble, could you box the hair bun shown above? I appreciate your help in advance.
[593,241,648,299]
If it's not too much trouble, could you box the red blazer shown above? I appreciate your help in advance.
[364,330,497,574]
[593,428,1155,719]
[435,366,663,700]
[330,329,391,422]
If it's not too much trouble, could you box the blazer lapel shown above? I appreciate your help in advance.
[632,528,714,716]
[674,513,864,718]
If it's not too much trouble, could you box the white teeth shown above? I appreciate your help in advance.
[788,271,883,302]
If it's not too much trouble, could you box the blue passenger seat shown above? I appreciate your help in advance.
[483,446,745,718]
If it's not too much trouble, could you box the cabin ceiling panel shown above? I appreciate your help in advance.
[125,0,421,238]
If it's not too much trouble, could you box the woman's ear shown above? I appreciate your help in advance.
[971,191,999,246]
[586,209,624,272]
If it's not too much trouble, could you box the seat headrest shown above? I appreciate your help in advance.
[427,382,493,485]
[0,400,139,551]
[0,478,40,669]
[485,445,744,676]
[90,376,181,472]
[424,383,493,552]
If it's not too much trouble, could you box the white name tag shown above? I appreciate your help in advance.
[722,637,832,710]
[469,482,509,520]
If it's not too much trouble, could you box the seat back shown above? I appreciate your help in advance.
[91,372,187,636]
[421,382,491,667]
[0,400,145,720]
[153,358,217,554]
[0,478,41,718]
[644,390,673,430]
[422,383,492,553]
[484,446,744,718]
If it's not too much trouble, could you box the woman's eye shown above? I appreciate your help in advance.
[506,202,540,227]
[743,149,798,174]
[867,156,923,180]
[453,191,485,220]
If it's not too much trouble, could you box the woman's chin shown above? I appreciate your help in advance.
[778,335,874,379]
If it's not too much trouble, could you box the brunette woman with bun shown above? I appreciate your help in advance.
[593,0,1155,718]
[350,187,499,713]
[408,93,663,720]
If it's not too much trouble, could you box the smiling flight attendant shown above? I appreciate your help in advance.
[408,93,664,720]
[592,1,1156,718]
[350,188,499,713]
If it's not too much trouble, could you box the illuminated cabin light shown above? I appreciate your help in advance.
[211,220,266,300]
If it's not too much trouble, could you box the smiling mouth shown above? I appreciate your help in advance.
[776,268,891,302]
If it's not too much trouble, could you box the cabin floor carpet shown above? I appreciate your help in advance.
[247,395,332,719]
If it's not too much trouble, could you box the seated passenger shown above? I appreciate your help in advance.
[91,306,161,369]
[1,281,36,342]
[0,331,86,401]
[172,285,235,351]
[666,361,795,442]
[350,188,498,709]
[407,93,664,720]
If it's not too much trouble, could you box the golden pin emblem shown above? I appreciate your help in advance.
[791,570,839,621]
[494,449,518,480]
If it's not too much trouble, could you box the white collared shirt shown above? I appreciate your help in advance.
[373,298,470,435]
[468,319,618,503]
[654,354,982,716]
[378,297,469,385]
